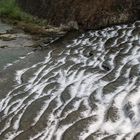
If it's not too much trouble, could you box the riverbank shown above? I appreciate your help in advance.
[0,0,69,49]
[0,18,68,51]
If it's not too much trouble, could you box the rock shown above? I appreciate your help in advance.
[16,21,66,36]
[134,133,140,140]
[0,45,8,48]
[6,28,19,34]
[17,0,140,29]
[0,34,16,41]
[102,63,111,71]
[67,21,79,30]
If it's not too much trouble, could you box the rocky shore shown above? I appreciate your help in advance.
[0,18,68,49]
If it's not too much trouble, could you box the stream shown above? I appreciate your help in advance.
[0,20,140,140]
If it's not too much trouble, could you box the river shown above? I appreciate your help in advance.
[0,20,140,140]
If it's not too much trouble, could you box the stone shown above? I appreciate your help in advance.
[0,34,16,41]
[17,0,140,29]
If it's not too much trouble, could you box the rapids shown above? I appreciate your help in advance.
[0,21,140,140]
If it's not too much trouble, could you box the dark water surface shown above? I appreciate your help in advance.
[0,21,140,140]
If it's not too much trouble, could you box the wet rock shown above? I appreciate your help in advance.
[106,105,119,122]
[67,21,79,30]
[102,135,117,140]
[102,63,111,71]
[0,34,16,41]
[6,28,20,34]
[16,22,66,36]
[0,45,8,48]
[88,51,95,57]
[123,102,135,120]
[134,133,140,140]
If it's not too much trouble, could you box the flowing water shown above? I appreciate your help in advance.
[0,21,140,140]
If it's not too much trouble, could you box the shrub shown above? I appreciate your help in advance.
[0,0,34,21]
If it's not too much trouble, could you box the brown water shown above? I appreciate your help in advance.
[0,21,140,140]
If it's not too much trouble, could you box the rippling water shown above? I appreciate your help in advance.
[0,21,140,140]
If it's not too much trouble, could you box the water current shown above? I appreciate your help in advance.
[0,21,140,140]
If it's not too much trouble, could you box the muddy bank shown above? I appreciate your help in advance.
[17,0,140,29]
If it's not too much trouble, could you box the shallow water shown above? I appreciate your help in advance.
[0,21,34,70]
[0,21,12,34]
[0,21,140,140]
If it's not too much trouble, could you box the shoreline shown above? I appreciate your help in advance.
[0,17,68,49]
[0,16,139,50]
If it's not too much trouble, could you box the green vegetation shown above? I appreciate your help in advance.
[0,0,47,25]
[0,0,64,35]
[0,0,30,20]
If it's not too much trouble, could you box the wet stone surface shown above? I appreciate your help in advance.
[0,20,35,70]
[0,21,140,140]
